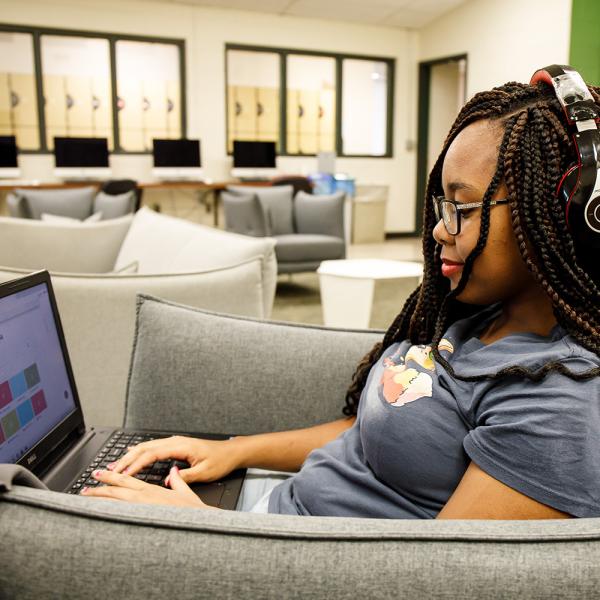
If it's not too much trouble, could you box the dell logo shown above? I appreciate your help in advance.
[27,454,37,465]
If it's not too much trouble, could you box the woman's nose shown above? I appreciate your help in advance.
[432,218,454,246]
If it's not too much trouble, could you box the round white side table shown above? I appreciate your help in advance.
[317,258,424,329]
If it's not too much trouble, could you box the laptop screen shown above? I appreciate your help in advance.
[0,282,77,463]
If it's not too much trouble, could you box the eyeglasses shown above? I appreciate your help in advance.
[432,196,509,235]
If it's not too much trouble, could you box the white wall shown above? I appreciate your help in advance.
[0,0,420,233]
[419,0,572,97]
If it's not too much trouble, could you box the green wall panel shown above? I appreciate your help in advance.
[569,0,600,85]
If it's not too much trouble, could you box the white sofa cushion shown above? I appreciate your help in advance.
[0,206,277,320]
[40,211,103,224]
[114,208,278,317]
[0,214,133,273]
[112,260,139,274]
[115,207,274,272]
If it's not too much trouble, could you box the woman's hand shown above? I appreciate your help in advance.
[107,435,244,484]
[81,465,218,509]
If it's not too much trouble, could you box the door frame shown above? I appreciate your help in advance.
[414,54,468,236]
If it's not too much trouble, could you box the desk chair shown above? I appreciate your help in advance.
[101,179,143,211]
[271,175,313,196]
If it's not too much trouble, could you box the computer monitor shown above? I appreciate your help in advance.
[0,136,21,179]
[231,140,278,180]
[53,137,111,180]
[151,138,203,180]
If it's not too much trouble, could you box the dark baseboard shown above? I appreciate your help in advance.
[384,232,421,240]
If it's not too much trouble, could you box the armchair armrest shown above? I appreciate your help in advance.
[124,295,383,435]
[6,193,29,218]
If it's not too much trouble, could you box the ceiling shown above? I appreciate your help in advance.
[148,0,468,29]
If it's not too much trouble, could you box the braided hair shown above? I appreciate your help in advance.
[343,80,600,417]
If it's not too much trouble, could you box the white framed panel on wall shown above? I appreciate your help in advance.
[0,31,40,150]
[286,54,335,156]
[226,49,280,153]
[116,40,181,152]
[41,35,112,149]
[342,59,388,156]
[225,44,394,159]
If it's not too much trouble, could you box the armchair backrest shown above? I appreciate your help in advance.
[0,257,269,427]
[294,190,345,240]
[225,185,345,241]
[125,295,383,434]
[227,185,294,236]
[221,191,269,237]
[6,193,28,219]
[13,186,96,220]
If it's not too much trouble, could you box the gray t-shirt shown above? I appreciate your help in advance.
[268,306,600,518]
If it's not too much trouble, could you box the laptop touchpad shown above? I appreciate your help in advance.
[191,482,225,507]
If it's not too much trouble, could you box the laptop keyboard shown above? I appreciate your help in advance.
[67,430,190,494]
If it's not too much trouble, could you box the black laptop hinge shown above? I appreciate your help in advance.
[33,428,86,479]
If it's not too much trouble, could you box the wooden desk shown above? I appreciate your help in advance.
[139,181,224,192]
[137,181,220,225]
[139,180,273,226]
[0,181,103,191]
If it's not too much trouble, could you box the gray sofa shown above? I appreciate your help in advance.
[2,295,600,599]
[223,184,346,273]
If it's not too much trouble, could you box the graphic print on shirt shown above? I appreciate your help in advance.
[380,340,454,407]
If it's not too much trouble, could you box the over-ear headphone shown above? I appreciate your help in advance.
[530,65,600,248]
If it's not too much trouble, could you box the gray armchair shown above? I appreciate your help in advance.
[1,295,599,600]
[223,185,346,274]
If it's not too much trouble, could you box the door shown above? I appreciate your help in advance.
[415,55,467,235]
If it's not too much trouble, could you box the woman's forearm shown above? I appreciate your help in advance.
[230,417,356,472]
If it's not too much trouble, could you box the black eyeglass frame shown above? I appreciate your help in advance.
[432,196,509,235]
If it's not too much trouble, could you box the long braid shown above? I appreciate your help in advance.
[343,80,600,416]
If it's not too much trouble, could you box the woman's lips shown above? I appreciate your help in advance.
[441,259,464,278]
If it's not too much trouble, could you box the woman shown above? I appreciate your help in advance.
[84,71,600,519]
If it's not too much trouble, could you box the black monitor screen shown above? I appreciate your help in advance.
[0,136,18,168]
[54,137,109,168]
[233,141,276,168]
[153,139,201,167]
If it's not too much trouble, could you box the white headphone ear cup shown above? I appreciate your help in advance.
[585,195,600,233]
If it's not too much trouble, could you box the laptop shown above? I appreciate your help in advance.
[0,270,246,509]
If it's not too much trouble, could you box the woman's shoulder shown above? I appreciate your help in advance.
[446,315,598,379]
[382,308,599,378]
[560,329,600,370]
